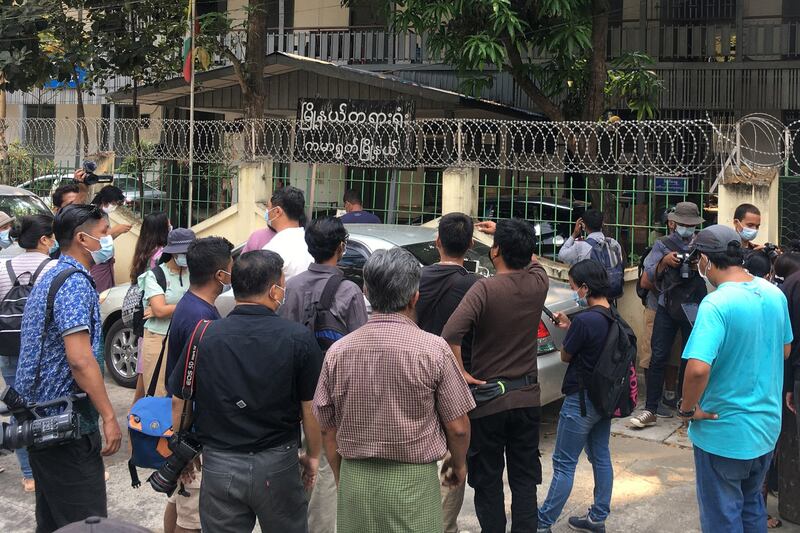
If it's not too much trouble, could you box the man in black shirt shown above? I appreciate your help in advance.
[168,250,324,532]
[416,212,479,533]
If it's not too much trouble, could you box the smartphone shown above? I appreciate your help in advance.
[542,306,558,324]
[463,259,479,273]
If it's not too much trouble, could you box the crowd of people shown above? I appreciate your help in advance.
[0,173,798,533]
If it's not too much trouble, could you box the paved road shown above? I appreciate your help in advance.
[2,376,798,532]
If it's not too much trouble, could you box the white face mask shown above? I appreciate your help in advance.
[271,284,286,307]
[698,255,715,287]
[218,270,232,293]
[102,204,117,214]
[175,254,188,268]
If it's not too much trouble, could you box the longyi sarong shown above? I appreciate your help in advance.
[337,458,442,533]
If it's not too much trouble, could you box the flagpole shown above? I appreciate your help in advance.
[187,0,196,228]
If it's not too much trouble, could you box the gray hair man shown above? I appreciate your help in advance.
[313,247,475,533]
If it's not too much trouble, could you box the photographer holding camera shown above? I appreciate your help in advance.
[166,250,324,532]
[11,204,122,532]
[631,202,707,428]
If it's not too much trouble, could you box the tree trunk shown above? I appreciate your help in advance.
[243,0,268,121]
[76,77,89,158]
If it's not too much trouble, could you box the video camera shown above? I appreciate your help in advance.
[0,386,84,452]
[76,161,114,187]
[147,432,203,497]
[763,243,780,261]
[674,251,698,279]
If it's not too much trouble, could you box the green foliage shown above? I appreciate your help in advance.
[117,141,158,174]
[606,52,664,120]
[387,0,661,121]
[0,0,55,93]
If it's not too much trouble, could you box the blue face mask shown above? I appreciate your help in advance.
[49,238,60,255]
[175,254,188,268]
[675,225,695,239]
[573,288,588,307]
[0,230,11,248]
[83,233,115,264]
[739,227,758,242]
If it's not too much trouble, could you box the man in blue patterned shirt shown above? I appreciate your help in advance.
[15,204,122,533]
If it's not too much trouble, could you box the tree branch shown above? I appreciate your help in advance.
[222,47,250,97]
[505,42,564,121]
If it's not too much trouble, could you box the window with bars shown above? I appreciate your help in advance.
[660,0,736,24]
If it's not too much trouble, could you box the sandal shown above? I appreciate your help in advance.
[768,515,783,529]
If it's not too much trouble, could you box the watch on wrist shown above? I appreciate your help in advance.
[677,400,696,418]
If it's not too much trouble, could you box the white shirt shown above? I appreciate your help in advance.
[263,227,314,281]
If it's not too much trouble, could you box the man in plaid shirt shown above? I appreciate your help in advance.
[313,247,475,533]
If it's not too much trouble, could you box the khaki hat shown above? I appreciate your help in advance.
[0,211,15,227]
[667,202,704,226]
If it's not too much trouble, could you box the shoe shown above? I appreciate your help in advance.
[568,512,606,532]
[657,402,675,418]
[662,394,678,409]
[22,478,35,492]
[629,410,657,428]
[537,527,552,533]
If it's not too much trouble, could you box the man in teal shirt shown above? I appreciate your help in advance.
[679,225,793,533]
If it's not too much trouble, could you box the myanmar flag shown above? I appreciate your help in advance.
[182,1,194,83]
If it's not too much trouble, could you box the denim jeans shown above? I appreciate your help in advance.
[538,393,613,528]
[646,305,693,412]
[693,446,772,533]
[0,355,33,479]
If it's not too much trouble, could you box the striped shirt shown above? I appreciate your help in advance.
[0,252,57,301]
[313,312,475,464]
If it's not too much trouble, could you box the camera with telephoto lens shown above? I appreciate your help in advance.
[674,251,697,279]
[0,386,84,452]
[76,161,114,186]
[147,432,202,496]
[763,243,780,261]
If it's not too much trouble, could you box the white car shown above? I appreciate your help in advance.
[99,224,578,404]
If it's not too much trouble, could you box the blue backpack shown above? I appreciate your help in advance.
[127,331,173,488]
[586,237,625,299]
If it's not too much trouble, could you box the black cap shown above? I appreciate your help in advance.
[691,224,742,254]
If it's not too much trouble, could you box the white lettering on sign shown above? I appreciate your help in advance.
[298,101,408,132]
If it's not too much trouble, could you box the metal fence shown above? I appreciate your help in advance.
[1,115,793,257]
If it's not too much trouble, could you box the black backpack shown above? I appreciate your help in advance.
[0,259,52,357]
[586,237,625,299]
[578,306,638,419]
[303,274,348,353]
[122,266,168,338]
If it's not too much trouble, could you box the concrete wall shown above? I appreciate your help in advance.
[717,180,780,245]
[293,0,349,27]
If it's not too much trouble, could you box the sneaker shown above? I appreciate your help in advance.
[568,512,606,533]
[657,402,675,418]
[662,394,678,409]
[537,527,552,533]
[629,410,657,428]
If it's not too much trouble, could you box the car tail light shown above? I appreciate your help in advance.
[537,320,557,355]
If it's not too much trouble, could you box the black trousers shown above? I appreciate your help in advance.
[645,305,693,413]
[28,432,107,533]
[467,407,542,533]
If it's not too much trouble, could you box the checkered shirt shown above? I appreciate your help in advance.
[313,312,476,464]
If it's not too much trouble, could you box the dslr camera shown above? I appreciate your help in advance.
[147,432,202,497]
[76,161,114,186]
[674,251,697,279]
[0,386,84,452]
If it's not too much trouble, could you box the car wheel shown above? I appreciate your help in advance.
[104,319,139,389]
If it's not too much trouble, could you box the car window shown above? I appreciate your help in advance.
[0,195,53,218]
[402,241,496,275]
[337,241,369,288]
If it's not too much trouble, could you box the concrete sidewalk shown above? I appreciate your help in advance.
[2,379,798,532]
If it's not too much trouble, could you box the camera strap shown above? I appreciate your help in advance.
[178,319,212,433]
[33,268,96,398]
[145,323,171,398]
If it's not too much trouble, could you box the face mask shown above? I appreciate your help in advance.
[738,227,758,242]
[49,238,60,255]
[698,256,715,287]
[271,284,286,307]
[0,230,11,248]
[175,254,188,268]
[102,204,117,215]
[676,226,695,239]
[572,287,588,307]
[168,223,174,233]
[82,233,114,264]
[218,270,232,293]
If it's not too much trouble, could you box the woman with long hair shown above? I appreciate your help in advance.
[538,259,616,533]
[130,212,170,283]
[0,214,59,492]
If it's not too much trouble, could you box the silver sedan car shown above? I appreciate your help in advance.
[99,224,578,404]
